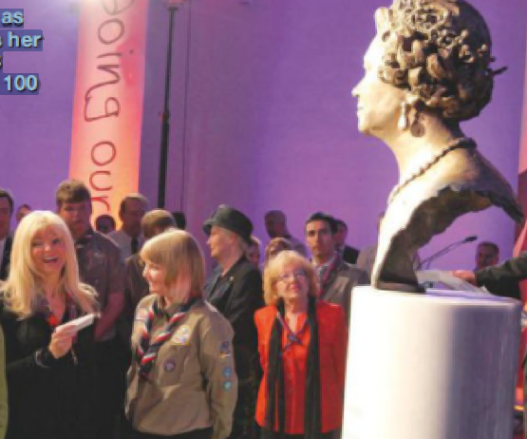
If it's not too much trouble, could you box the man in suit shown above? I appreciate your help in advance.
[305,212,369,322]
[0,189,14,281]
[264,210,306,256]
[334,219,360,264]
[453,244,523,300]
[204,205,264,439]
[109,193,149,260]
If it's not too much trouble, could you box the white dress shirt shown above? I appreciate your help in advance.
[108,230,144,260]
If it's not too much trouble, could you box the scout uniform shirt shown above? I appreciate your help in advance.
[126,295,238,439]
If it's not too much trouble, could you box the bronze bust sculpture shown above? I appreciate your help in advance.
[352,0,523,292]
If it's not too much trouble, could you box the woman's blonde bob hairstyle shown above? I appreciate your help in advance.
[2,211,98,318]
[263,250,319,306]
[140,229,205,298]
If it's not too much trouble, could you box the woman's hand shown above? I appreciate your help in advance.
[48,325,77,359]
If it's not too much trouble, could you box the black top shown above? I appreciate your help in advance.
[0,235,12,281]
[0,303,97,439]
[475,252,527,300]
[205,256,264,380]
[341,245,360,265]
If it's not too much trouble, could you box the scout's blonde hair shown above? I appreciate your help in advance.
[263,250,318,306]
[3,211,98,318]
[140,229,205,298]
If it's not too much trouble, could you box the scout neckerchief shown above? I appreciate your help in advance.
[276,312,308,352]
[316,253,341,298]
[136,296,198,378]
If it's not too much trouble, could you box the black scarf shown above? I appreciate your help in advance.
[263,296,321,439]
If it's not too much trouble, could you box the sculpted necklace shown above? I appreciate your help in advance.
[388,137,476,204]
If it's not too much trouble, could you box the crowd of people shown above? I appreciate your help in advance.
[0,180,524,439]
[0,180,377,439]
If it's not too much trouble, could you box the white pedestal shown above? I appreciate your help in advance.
[343,286,521,439]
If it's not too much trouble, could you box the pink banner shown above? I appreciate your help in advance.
[70,0,148,225]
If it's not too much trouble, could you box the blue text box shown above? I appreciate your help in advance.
[0,10,24,28]
[0,29,43,51]
[0,73,40,95]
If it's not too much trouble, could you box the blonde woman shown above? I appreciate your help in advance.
[255,251,347,439]
[0,211,98,439]
[126,229,237,439]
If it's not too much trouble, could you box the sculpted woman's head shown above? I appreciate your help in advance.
[353,0,502,137]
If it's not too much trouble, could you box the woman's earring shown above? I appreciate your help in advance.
[398,102,410,131]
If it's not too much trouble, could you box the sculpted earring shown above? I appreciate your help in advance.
[398,102,410,131]
[410,110,425,137]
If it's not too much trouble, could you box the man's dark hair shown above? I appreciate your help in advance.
[305,211,338,235]
[95,214,116,230]
[335,219,347,230]
[119,193,149,214]
[172,211,187,230]
[56,180,91,209]
[478,241,499,255]
[0,189,14,214]
[144,210,178,239]
[17,203,31,212]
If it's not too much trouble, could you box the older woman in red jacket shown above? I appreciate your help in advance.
[255,250,348,439]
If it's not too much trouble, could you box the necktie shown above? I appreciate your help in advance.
[131,237,139,254]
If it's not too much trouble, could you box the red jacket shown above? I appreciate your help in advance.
[254,301,348,434]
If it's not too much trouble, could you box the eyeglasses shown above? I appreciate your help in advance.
[277,269,307,283]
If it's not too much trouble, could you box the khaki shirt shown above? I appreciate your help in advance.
[126,296,237,439]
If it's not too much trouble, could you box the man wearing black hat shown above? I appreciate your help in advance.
[203,205,265,439]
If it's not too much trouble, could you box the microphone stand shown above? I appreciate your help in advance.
[417,238,474,270]
[157,1,182,208]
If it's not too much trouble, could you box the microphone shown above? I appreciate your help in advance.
[417,235,477,270]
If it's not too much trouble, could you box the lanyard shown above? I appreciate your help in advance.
[277,312,308,352]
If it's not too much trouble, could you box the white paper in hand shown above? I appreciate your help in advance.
[58,314,96,333]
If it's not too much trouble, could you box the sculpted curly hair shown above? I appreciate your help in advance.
[375,0,505,121]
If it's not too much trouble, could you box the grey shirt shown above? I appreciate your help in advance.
[76,228,125,341]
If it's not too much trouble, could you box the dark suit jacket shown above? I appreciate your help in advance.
[118,254,148,344]
[320,259,369,323]
[341,245,360,265]
[0,234,13,281]
[475,252,527,300]
[204,256,264,380]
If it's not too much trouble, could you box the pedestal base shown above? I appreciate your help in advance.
[343,286,521,439]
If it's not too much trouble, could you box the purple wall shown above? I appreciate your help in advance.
[144,0,527,270]
[1,0,526,273]
[0,1,78,210]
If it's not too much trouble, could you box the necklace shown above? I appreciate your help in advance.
[388,137,476,204]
